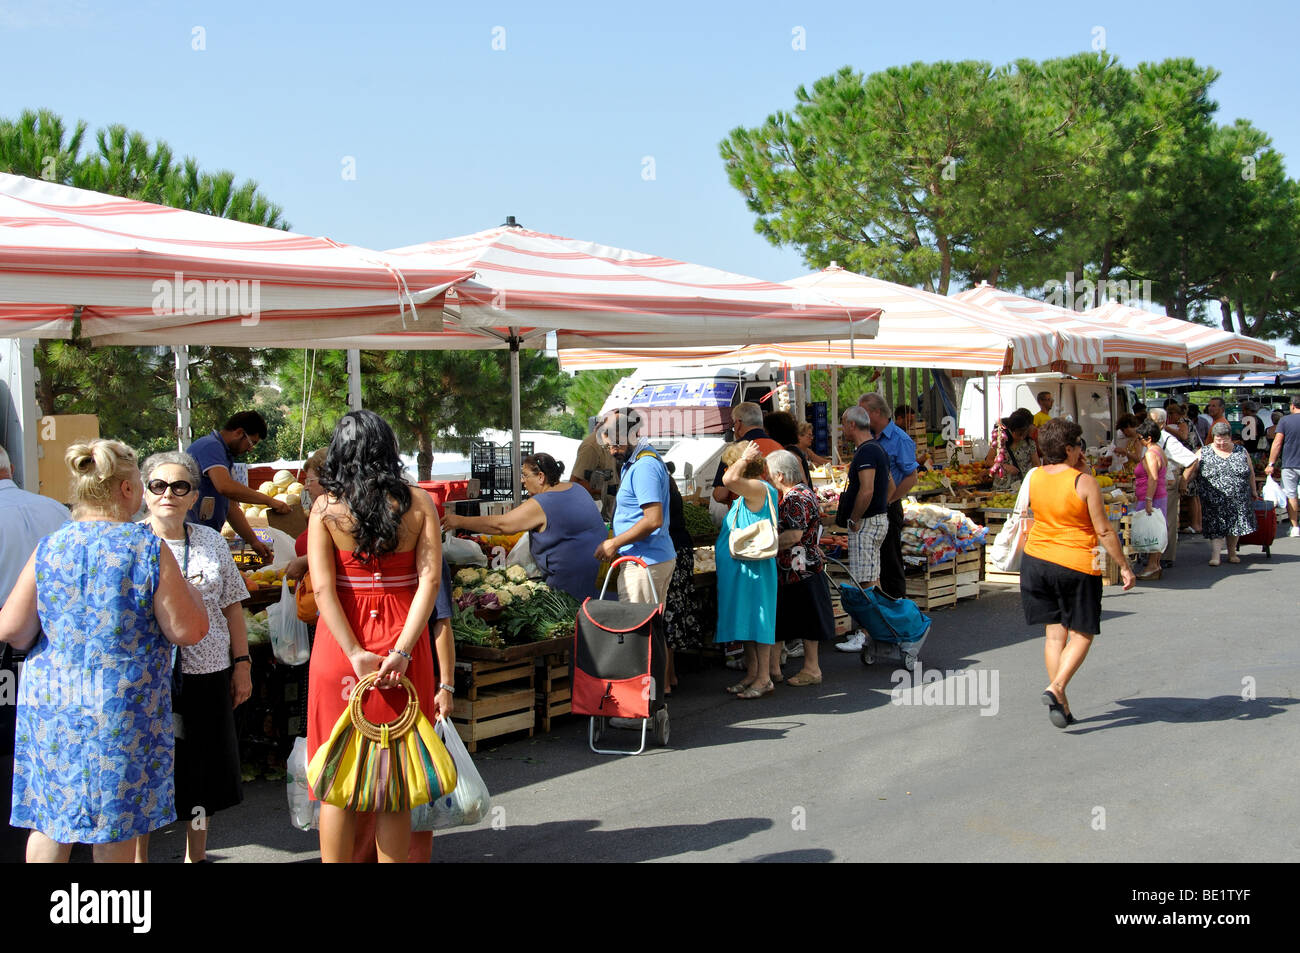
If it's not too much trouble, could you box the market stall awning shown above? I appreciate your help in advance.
[0,173,476,343]
[1084,300,1283,372]
[376,226,880,348]
[560,265,1103,374]
[954,284,1188,375]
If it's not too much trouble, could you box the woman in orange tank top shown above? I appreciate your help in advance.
[1021,419,1135,729]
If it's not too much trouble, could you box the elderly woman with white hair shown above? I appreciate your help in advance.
[134,450,252,863]
[1182,421,1258,565]
[766,449,833,686]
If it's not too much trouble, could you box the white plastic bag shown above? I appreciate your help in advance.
[1263,476,1286,509]
[269,578,311,665]
[286,737,320,831]
[1130,509,1168,553]
[989,469,1035,572]
[427,716,491,829]
[442,532,488,567]
[504,531,540,578]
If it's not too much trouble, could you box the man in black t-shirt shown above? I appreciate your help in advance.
[835,406,896,653]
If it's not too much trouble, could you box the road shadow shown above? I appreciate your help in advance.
[432,815,775,862]
[1067,694,1297,734]
[744,848,836,862]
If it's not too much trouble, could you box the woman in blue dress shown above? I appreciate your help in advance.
[444,453,606,601]
[715,441,779,699]
[0,440,208,862]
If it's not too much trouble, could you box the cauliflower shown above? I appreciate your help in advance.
[505,565,528,583]
[451,586,464,601]
[508,584,532,601]
[454,567,483,587]
[484,571,506,588]
[494,589,513,607]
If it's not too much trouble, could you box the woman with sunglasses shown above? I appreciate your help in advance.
[134,451,252,863]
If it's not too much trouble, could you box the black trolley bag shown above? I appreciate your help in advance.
[573,556,669,755]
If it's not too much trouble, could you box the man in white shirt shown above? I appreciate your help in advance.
[1,445,70,863]
[1148,409,1196,568]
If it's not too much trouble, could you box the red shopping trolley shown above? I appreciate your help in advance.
[1240,499,1277,557]
[573,556,670,755]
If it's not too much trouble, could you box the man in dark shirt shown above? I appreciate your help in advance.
[186,410,291,562]
[835,406,896,652]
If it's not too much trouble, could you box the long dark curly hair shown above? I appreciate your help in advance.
[320,410,412,561]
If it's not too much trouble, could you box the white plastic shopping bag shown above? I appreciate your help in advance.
[443,531,488,567]
[428,716,491,829]
[1130,509,1168,553]
[990,469,1035,572]
[504,531,541,578]
[1263,476,1286,509]
[286,737,320,831]
[269,578,311,665]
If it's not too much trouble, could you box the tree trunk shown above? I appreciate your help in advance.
[1218,298,1234,333]
[416,432,432,483]
[1098,239,1113,290]
[937,233,951,296]
[1235,297,1252,337]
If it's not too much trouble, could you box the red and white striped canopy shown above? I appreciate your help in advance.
[562,266,1107,373]
[374,227,879,349]
[0,173,475,344]
[1084,300,1281,371]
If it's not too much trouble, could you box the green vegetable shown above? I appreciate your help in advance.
[500,585,580,643]
[682,502,715,537]
[450,603,503,648]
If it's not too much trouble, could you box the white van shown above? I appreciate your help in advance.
[958,374,1137,450]
[599,363,799,494]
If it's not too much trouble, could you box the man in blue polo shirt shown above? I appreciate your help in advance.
[595,408,676,606]
[186,410,291,563]
[859,393,918,599]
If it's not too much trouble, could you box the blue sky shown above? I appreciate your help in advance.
[2,0,1296,294]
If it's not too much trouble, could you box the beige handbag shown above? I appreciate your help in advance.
[728,490,779,561]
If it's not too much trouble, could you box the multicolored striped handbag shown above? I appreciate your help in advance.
[307,672,457,812]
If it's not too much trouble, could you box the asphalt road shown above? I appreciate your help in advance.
[148,531,1299,864]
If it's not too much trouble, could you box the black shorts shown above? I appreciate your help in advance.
[776,570,835,642]
[1019,552,1103,635]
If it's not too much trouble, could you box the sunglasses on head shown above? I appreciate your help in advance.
[146,479,194,497]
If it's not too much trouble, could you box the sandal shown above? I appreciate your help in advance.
[786,672,823,687]
[725,680,754,695]
[737,681,774,700]
[1042,689,1069,729]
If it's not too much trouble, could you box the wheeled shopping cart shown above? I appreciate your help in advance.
[824,554,932,671]
[1239,499,1277,557]
[572,556,669,755]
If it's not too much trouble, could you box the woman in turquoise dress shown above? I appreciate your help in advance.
[714,441,779,700]
[0,439,208,862]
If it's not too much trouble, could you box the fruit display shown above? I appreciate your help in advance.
[916,463,990,492]
[240,468,305,520]
[1095,474,1115,488]
[243,566,290,590]
[984,493,1019,509]
[471,532,525,555]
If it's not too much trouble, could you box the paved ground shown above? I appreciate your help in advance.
[148,531,1299,864]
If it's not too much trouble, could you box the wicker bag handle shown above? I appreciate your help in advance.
[348,671,421,743]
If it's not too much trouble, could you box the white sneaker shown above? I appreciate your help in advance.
[1289,525,1300,538]
[786,639,805,658]
[835,631,866,652]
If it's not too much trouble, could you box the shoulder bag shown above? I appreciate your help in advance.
[989,467,1036,573]
[729,488,779,561]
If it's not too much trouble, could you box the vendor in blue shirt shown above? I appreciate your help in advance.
[186,410,291,563]
[595,408,677,606]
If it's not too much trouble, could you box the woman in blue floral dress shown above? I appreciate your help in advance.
[0,440,207,862]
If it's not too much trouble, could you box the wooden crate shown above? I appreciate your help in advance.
[905,560,957,610]
[535,651,572,733]
[954,547,982,601]
[452,657,535,752]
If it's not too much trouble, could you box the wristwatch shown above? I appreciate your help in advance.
[231,655,251,666]
[847,518,859,531]
[438,682,456,695]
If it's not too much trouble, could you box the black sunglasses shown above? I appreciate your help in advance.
[146,479,194,497]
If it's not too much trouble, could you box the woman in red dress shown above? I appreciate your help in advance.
[306,411,450,863]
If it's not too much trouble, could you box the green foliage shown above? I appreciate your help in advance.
[1,108,291,451]
[564,369,631,426]
[272,348,572,480]
[722,56,1300,340]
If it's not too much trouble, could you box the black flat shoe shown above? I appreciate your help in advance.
[1042,690,1069,729]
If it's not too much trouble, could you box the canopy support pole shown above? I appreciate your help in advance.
[1112,375,1119,431]
[346,349,363,411]
[981,372,990,442]
[830,367,840,465]
[173,345,191,450]
[510,334,522,505]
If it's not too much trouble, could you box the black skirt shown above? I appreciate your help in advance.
[776,571,835,642]
[175,668,244,819]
